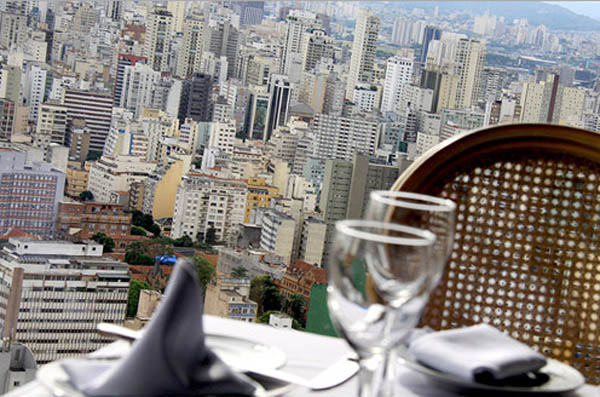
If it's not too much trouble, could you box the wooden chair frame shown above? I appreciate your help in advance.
[391,123,600,384]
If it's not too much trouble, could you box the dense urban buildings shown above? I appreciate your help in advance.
[0,0,597,378]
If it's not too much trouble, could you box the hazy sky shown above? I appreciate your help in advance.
[548,2,600,21]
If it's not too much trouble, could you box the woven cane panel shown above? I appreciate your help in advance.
[416,153,600,384]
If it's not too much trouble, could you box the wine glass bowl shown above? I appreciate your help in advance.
[327,220,436,371]
[367,191,457,292]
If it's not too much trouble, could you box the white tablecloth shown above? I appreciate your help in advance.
[5,316,599,396]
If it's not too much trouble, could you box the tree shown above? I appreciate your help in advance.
[173,235,194,247]
[286,293,306,327]
[261,286,283,313]
[231,266,249,279]
[205,227,216,245]
[125,251,154,266]
[127,280,151,318]
[79,190,94,202]
[130,210,161,237]
[91,232,115,253]
[131,226,146,236]
[147,223,161,237]
[193,256,216,292]
[86,150,102,162]
[124,239,174,266]
[250,275,275,314]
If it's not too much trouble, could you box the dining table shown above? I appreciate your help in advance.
[5,315,599,397]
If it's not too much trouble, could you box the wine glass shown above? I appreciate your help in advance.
[367,191,456,297]
[327,220,436,397]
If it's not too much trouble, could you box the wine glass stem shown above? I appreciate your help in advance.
[358,350,396,397]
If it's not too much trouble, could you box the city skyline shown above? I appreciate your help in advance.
[0,0,598,390]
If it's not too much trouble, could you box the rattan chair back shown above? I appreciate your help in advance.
[391,124,600,384]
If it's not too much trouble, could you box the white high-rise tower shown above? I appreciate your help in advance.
[346,9,380,99]
[380,49,414,113]
[144,6,173,73]
[453,38,486,109]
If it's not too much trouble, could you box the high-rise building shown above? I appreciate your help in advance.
[258,208,296,265]
[63,90,113,152]
[479,67,505,104]
[420,26,441,63]
[298,216,326,267]
[323,74,344,116]
[281,10,321,75]
[167,0,186,33]
[24,64,52,123]
[266,75,292,142]
[238,2,264,26]
[87,155,157,203]
[453,38,486,109]
[35,102,68,147]
[0,238,129,364]
[381,51,414,113]
[320,153,405,265]
[207,120,236,155]
[244,178,279,223]
[172,173,247,243]
[352,85,378,113]
[176,11,205,78]
[346,9,380,99]
[144,6,173,72]
[520,74,585,127]
[0,64,21,103]
[106,0,122,22]
[0,151,65,238]
[204,17,239,78]
[244,86,271,140]
[72,2,99,33]
[312,113,379,161]
[0,98,14,139]
[119,63,161,117]
[113,54,147,107]
[0,12,26,49]
[178,73,213,123]
[176,12,206,78]
[300,28,333,72]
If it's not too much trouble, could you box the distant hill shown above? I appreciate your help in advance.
[383,2,600,31]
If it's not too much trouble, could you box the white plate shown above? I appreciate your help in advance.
[206,333,287,370]
[37,334,288,397]
[399,348,585,394]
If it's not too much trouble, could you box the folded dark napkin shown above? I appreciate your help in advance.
[408,324,547,382]
[61,259,257,396]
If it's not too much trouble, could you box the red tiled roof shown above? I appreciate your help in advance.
[0,228,39,240]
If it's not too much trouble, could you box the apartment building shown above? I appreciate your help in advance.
[63,90,113,152]
[87,156,157,203]
[0,238,129,364]
[204,276,257,323]
[312,113,379,162]
[65,161,90,198]
[0,151,65,239]
[298,216,326,267]
[144,6,173,72]
[258,209,296,265]
[320,153,406,265]
[55,201,132,250]
[244,178,279,223]
[172,173,247,243]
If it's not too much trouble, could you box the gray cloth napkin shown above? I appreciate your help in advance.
[61,259,257,396]
[408,324,547,381]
